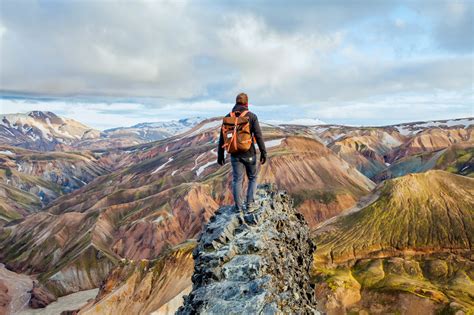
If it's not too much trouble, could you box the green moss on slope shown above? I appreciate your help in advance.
[315,171,473,264]
[313,170,474,313]
[435,147,473,177]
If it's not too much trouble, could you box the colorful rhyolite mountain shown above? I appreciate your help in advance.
[0,112,472,314]
[0,145,108,225]
[0,117,373,301]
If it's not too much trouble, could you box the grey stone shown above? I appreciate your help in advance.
[177,185,320,315]
[222,255,262,281]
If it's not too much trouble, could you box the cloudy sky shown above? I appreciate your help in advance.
[0,0,472,129]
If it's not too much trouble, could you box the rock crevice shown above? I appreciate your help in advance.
[178,184,318,314]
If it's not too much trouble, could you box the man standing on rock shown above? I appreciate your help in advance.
[217,93,267,212]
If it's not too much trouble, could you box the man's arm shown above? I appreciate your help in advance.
[217,127,225,165]
[251,114,267,162]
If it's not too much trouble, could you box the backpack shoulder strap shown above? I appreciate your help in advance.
[230,110,249,118]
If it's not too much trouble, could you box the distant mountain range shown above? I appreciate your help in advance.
[2,111,472,152]
[0,111,101,151]
[0,111,330,151]
[265,118,327,125]
[0,111,204,151]
[103,117,204,142]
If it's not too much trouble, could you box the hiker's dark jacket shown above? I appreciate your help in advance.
[218,104,267,159]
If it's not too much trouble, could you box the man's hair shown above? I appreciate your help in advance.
[236,93,248,105]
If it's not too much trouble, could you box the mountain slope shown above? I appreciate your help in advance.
[0,145,109,224]
[315,171,473,263]
[377,144,473,180]
[0,111,101,151]
[312,171,474,313]
[78,241,195,315]
[310,118,473,181]
[388,127,473,162]
[0,209,118,296]
[328,128,404,179]
[0,183,41,223]
[434,144,473,177]
[258,136,374,226]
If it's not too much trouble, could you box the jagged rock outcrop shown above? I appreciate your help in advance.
[29,281,57,309]
[178,185,319,314]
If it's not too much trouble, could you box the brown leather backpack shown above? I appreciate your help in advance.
[221,110,253,154]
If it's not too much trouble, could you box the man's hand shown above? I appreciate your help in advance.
[260,152,267,165]
[218,153,226,166]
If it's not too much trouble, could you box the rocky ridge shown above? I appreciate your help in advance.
[178,185,318,314]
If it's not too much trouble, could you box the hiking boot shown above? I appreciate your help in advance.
[245,202,259,213]
[233,205,243,213]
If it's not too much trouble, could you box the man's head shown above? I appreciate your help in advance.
[236,93,248,106]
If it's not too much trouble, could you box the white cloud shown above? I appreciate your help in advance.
[394,19,406,28]
[0,23,6,39]
[216,14,343,95]
[1,89,472,130]
[0,0,472,125]
[306,89,473,125]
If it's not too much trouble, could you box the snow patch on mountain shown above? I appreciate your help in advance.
[0,111,101,150]
[188,119,222,136]
[381,133,403,147]
[191,153,206,171]
[106,117,204,140]
[196,161,216,177]
[392,118,473,135]
[152,157,174,174]
[0,150,14,156]
[265,138,285,149]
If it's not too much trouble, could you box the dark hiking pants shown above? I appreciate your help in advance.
[231,155,257,209]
